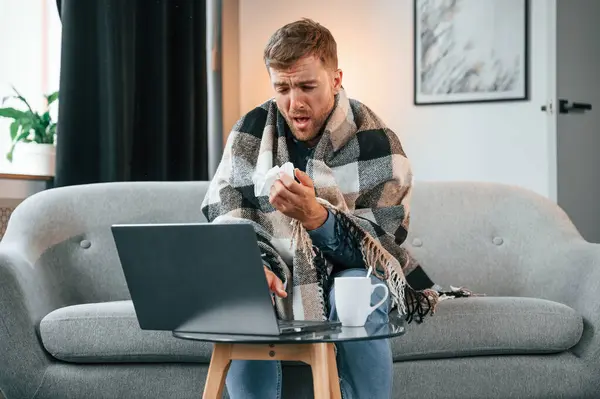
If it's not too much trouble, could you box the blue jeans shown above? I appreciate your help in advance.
[225,268,393,399]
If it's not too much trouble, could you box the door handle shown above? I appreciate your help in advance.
[559,99,592,114]
[572,102,592,110]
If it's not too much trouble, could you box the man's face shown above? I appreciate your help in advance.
[269,55,342,145]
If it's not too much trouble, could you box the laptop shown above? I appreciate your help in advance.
[110,222,341,336]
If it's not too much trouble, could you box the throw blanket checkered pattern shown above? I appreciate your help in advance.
[202,89,444,323]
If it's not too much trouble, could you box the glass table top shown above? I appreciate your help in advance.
[172,317,406,344]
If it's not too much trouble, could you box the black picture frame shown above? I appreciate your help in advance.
[413,0,530,106]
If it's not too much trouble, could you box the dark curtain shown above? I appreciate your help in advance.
[54,0,209,186]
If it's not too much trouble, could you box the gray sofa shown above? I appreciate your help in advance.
[1,180,599,398]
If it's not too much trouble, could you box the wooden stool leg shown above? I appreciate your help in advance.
[203,343,232,399]
[327,344,342,399]
[310,343,331,399]
[201,342,342,399]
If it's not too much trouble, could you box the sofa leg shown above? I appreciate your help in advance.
[202,342,340,399]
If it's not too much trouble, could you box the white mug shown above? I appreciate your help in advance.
[334,276,389,327]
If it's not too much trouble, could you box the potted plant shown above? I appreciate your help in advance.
[0,86,59,176]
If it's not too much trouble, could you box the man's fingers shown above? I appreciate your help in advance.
[269,180,294,204]
[270,180,291,199]
[278,172,304,195]
[274,277,287,298]
[271,200,287,214]
[294,169,314,188]
[269,192,286,213]
[265,267,287,298]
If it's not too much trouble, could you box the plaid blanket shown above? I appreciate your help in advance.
[202,89,453,323]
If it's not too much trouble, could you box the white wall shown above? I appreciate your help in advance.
[0,0,62,174]
[236,0,553,198]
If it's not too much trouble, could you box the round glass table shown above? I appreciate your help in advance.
[173,318,406,399]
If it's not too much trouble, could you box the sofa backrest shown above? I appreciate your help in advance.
[405,181,582,296]
[1,181,211,307]
[0,180,583,307]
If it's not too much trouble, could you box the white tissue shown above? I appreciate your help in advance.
[279,162,295,179]
[253,162,295,197]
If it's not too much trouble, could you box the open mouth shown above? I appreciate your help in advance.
[293,117,310,128]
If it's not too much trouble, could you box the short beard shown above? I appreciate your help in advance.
[284,100,335,145]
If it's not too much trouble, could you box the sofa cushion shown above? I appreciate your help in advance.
[391,296,583,361]
[41,297,583,364]
[40,300,213,364]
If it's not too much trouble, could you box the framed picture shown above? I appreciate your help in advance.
[414,0,529,105]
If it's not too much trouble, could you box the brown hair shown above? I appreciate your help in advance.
[263,18,338,71]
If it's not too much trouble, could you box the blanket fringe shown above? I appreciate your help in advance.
[330,206,441,324]
[362,235,440,324]
[290,205,462,324]
[290,218,316,268]
[403,286,439,323]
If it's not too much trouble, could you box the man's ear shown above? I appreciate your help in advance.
[333,69,343,93]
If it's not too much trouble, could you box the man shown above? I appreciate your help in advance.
[202,18,441,399]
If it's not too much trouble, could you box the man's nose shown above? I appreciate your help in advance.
[289,90,305,110]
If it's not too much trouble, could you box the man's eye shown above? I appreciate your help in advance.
[277,88,289,94]
[303,86,315,91]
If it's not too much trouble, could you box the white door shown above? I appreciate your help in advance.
[551,0,600,243]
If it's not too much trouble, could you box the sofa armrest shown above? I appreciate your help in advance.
[0,244,62,398]
[528,240,600,366]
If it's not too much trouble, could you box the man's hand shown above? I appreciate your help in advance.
[264,266,287,298]
[269,168,328,230]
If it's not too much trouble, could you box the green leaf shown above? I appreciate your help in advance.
[6,130,31,162]
[30,112,48,142]
[46,91,59,106]
[9,121,19,141]
[22,112,43,132]
[2,87,59,147]
[1,95,23,106]
[32,122,44,140]
[44,123,57,144]
[17,123,32,142]
[0,107,28,120]
[8,86,37,117]
[12,128,30,143]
